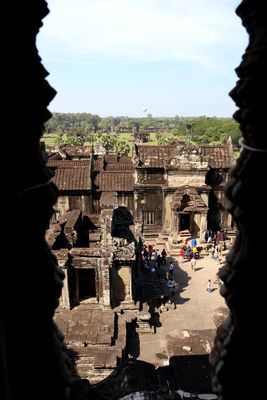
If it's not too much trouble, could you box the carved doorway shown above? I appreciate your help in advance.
[179,213,190,231]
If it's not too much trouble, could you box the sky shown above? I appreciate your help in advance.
[38,0,248,118]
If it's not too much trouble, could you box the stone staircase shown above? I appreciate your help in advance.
[69,345,121,384]
[136,304,153,334]
[143,229,159,242]
[69,349,95,380]
[165,239,180,257]
[155,233,167,246]
[56,308,124,384]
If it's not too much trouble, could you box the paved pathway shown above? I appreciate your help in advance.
[138,245,228,365]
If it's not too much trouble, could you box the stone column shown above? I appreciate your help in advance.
[101,259,112,308]
[56,250,71,309]
[189,213,194,235]
[200,212,208,242]
[134,191,138,219]
[176,212,180,235]
[170,208,178,236]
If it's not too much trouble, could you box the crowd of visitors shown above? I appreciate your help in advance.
[138,228,229,318]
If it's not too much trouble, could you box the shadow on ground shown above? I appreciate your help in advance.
[71,355,214,399]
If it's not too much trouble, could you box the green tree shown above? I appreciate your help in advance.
[55,133,85,146]
[99,134,117,152]
[114,139,131,156]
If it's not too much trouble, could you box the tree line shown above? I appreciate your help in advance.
[44,113,241,156]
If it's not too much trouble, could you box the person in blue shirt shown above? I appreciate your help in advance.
[168,262,174,279]
[191,238,197,248]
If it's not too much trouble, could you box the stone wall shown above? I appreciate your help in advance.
[167,171,206,188]
[163,193,173,232]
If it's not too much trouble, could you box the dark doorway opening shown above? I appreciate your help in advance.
[77,268,96,300]
[207,191,221,232]
[180,213,190,231]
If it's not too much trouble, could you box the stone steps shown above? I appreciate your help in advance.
[69,353,95,380]
[155,235,166,245]
[77,302,103,310]
[63,310,121,383]
[143,231,159,241]
[136,321,152,334]
[70,346,121,383]
[89,369,114,384]
[118,302,140,312]
[135,304,153,334]
[76,355,95,364]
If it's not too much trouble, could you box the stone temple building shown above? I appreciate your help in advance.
[3,1,266,400]
[46,139,234,242]
[44,140,234,385]
[132,140,233,241]
[46,195,141,312]
[45,140,234,308]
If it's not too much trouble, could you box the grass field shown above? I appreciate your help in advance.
[42,134,58,146]
[42,131,160,149]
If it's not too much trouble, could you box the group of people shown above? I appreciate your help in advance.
[179,237,200,261]
[204,229,228,244]
[211,241,227,262]
[141,244,180,303]
[177,232,227,293]
[206,230,228,292]
[165,277,179,296]
[141,245,168,271]
[141,232,226,300]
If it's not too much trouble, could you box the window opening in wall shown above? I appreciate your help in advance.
[142,210,156,225]
[76,268,96,301]
[37,0,245,392]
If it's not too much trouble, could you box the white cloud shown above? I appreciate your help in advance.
[39,0,246,68]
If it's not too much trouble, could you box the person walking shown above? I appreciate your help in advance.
[179,247,185,264]
[156,254,162,269]
[161,249,167,265]
[148,244,153,261]
[207,279,212,293]
[190,257,196,271]
[168,262,174,279]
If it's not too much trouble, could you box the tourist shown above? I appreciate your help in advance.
[190,257,196,271]
[191,238,197,248]
[148,244,153,260]
[207,234,212,250]
[168,262,174,279]
[179,247,185,264]
[156,254,162,268]
[207,279,212,293]
[192,246,199,259]
[161,249,167,265]
[186,245,192,259]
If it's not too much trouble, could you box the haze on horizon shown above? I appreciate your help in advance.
[38,0,247,118]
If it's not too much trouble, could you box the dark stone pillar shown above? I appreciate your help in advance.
[210,1,267,398]
[1,1,71,399]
